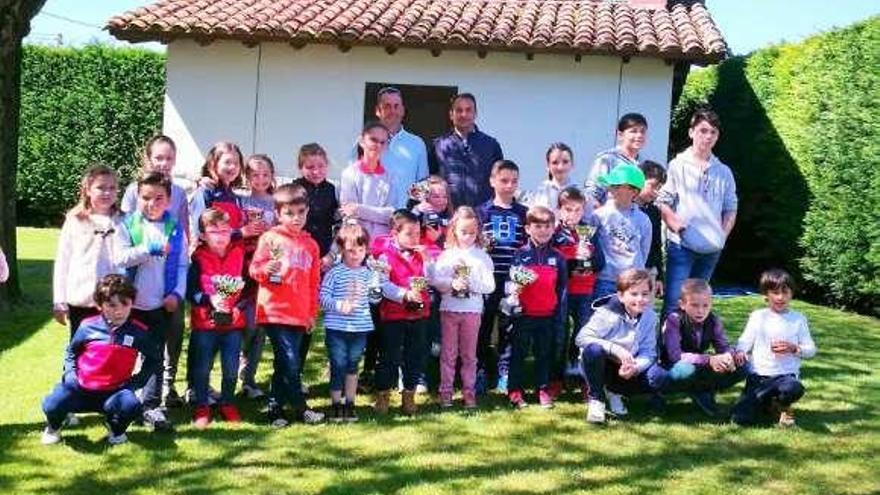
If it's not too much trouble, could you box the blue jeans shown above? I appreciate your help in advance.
[376,319,429,392]
[265,325,308,410]
[508,316,554,393]
[191,330,242,407]
[660,361,746,394]
[325,329,369,392]
[731,373,805,425]
[239,301,265,387]
[132,308,170,410]
[43,375,142,435]
[663,241,722,318]
[580,343,667,402]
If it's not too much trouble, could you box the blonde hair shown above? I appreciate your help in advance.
[680,278,712,302]
[445,206,483,249]
[244,154,276,194]
[70,164,119,220]
[425,174,453,216]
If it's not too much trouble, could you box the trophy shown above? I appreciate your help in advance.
[245,207,264,224]
[405,276,429,311]
[574,224,597,272]
[451,262,471,298]
[481,231,496,253]
[210,274,245,325]
[268,242,285,285]
[500,266,538,316]
[408,180,430,203]
[365,254,390,303]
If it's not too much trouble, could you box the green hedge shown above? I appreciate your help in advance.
[672,17,880,313]
[18,44,165,226]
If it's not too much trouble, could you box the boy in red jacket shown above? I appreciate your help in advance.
[41,275,160,446]
[187,208,247,428]
[250,183,324,426]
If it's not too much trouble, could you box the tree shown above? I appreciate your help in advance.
[0,0,46,304]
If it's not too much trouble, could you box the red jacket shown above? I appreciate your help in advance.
[187,243,247,331]
[250,224,320,329]
[373,240,431,321]
[552,223,599,296]
[512,241,567,318]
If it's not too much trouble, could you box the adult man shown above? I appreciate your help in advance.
[431,93,504,208]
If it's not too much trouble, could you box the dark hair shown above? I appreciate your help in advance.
[616,268,653,293]
[617,113,648,132]
[142,134,176,169]
[640,160,667,184]
[245,154,276,194]
[490,159,519,176]
[526,205,555,226]
[297,142,328,168]
[137,171,172,196]
[759,268,796,294]
[390,209,419,232]
[274,183,309,210]
[558,186,586,208]
[376,86,402,102]
[545,142,574,180]
[198,207,230,234]
[690,107,722,131]
[450,92,477,110]
[94,274,137,306]
[200,141,244,188]
[362,121,389,136]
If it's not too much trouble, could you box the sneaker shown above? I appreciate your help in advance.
[778,407,796,428]
[690,392,718,418]
[344,403,359,423]
[107,433,128,446]
[297,408,325,425]
[415,383,429,395]
[62,413,80,427]
[509,390,528,409]
[267,404,288,428]
[193,405,212,429]
[218,404,242,423]
[538,388,555,409]
[241,384,265,400]
[184,388,196,405]
[163,387,184,408]
[330,403,344,423]
[495,374,509,395]
[607,392,628,417]
[41,426,62,445]
[547,380,563,400]
[430,342,442,357]
[475,370,487,396]
[463,397,478,410]
[586,399,606,424]
[143,408,174,432]
[440,394,454,408]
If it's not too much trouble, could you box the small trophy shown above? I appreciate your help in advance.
[408,180,430,203]
[245,207,264,224]
[500,266,538,316]
[210,274,245,325]
[451,262,471,298]
[365,254,390,303]
[268,242,285,285]
[481,231,496,253]
[574,224,597,272]
[405,276,429,312]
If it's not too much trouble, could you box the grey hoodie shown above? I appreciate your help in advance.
[575,295,659,373]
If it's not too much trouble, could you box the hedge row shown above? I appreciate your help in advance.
[19,44,165,226]
[672,17,879,313]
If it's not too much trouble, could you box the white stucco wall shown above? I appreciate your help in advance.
[164,40,672,192]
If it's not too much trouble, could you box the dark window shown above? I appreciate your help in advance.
[363,82,458,145]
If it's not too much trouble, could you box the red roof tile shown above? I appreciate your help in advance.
[107,0,728,63]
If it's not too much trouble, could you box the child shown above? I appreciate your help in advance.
[576,268,666,424]
[659,279,746,417]
[237,154,277,399]
[120,135,189,407]
[412,174,452,259]
[732,269,817,427]
[430,206,495,408]
[187,208,247,428]
[591,164,652,300]
[189,141,250,242]
[319,222,374,422]
[373,210,432,415]
[637,161,666,294]
[506,206,567,409]
[526,142,579,213]
[584,113,648,207]
[339,122,397,240]
[113,172,188,431]
[550,187,605,395]
[41,274,160,446]
[53,164,123,338]
[250,183,324,426]
[292,143,340,268]
[475,160,528,394]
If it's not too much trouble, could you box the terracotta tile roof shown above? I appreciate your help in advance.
[107,0,727,63]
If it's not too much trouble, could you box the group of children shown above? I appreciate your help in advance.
[38,112,817,446]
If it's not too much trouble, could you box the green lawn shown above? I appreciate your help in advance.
[1,227,878,494]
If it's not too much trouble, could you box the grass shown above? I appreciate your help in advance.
[1,227,879,494]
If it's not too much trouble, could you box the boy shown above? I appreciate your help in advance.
[113,172,188,431]
[41,275,160,445]
[550,187,605,396]
[187,208,247,428]
[575,268,667,424]
[250,183,324,426]
[584,113,648,206]
[475,160,528,394]
[636,160,666,296]
[732,269,817,427]
[506,206,567,409]
[659,279,746,417]
[590,164,652,300]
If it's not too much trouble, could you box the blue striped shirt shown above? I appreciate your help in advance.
[320,264,374,333]
[476,200,528,277]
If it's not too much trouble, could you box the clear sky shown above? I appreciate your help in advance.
[24,0,880,56]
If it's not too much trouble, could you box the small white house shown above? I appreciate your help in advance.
[109,0,726,189]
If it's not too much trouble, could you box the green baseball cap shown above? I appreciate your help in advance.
[598,164,646,191]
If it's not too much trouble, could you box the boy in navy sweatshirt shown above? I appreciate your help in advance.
[41,275,160,446]
[506,206,567,409]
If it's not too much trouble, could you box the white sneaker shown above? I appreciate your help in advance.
[41,426,62,445]
[63,413,80,427]
[415,383,429,395]
[300,409,325,424]
[242,384,265,399]
[107,433,128,446]
[607,392,628,417]
[586,399,606,424]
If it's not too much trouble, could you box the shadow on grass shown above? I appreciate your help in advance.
[1,259,54,354]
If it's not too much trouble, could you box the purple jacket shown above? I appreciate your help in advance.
[661,309,731,367]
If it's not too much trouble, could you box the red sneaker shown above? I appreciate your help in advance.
[547,381,563,400]
[508,390,528,409]
[218,404,242,423]
[193,405,212,429]
[538,388,555,408]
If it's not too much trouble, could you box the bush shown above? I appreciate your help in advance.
[671,17,880,313]
[18,44,165,226]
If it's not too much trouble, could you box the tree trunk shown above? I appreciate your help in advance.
[0,0,46,304]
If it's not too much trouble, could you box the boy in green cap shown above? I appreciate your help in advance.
[588,164,653,300]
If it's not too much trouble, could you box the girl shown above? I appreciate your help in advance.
[292,143,340,269]
[53,164,122,337]
[319,222,374,422]
[189,141,251,242]
[339,122,396,240]
[373,210,431,416]
[526,143,578,213]
[430,207,495,408]
[237,154,277,399]
[584,113,649,207]
[412,175,452,259]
